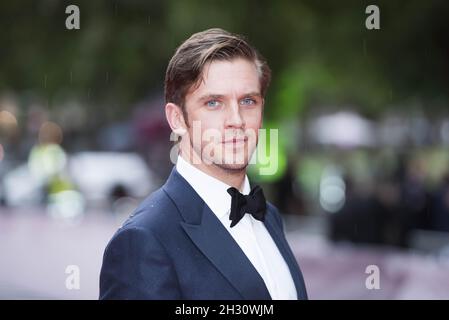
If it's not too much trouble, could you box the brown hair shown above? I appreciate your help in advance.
[164,28,271,122]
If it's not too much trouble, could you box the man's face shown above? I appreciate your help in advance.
[181,58,263,172]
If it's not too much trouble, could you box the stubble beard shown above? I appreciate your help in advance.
[189,135,252,175]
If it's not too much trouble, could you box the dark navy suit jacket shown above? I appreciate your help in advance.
[99,167,308,300]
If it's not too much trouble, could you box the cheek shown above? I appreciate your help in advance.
[243,109,263,130]
[242,114,262,148]
[196,110,223,128]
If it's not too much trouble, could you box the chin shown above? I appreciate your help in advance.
[216,162,248,172]
[215,155,249,171]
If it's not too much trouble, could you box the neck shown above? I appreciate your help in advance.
[179,152,246,192]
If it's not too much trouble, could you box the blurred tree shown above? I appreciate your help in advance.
[0,0,448,123]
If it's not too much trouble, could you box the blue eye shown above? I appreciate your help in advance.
[206,100,221,108]
[240,98,256,106]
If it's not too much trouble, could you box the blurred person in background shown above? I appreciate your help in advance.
[430,173,449,233]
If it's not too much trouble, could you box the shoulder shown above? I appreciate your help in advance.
[123,187,179,230]
[107,186,182,250]
[99,188,183,299]
[101,186,182,271]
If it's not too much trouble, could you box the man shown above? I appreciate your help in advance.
[99,28,308,300]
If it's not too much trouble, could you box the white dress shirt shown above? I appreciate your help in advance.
[176,155,298,300]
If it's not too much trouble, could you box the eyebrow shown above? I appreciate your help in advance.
[197,92,262,102]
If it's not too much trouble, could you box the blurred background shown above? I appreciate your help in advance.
[1,0,449,299]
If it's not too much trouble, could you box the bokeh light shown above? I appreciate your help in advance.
[38,121,63,145]
[0,110,18,133]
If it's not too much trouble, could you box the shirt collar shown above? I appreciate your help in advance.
[176,154,251,219]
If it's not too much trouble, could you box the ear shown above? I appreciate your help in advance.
[165,103,187,136]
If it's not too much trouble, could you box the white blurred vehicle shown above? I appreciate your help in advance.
[2,151,156,210]
[68,152,155,206]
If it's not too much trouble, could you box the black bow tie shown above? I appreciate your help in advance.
[227,185,267,228]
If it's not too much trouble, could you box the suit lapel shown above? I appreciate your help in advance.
[181,205,272,300]
[263,209,307,299]
[163,167,271,300]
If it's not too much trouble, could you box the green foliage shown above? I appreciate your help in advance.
[0,0,448,121]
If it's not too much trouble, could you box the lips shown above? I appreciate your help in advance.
[222,137,248,144]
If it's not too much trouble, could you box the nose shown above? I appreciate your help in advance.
[225,101,245,129]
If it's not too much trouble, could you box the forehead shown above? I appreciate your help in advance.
[188,58,261,98]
